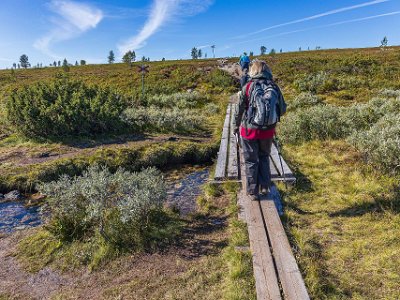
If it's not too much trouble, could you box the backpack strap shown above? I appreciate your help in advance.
[245,81,253,98]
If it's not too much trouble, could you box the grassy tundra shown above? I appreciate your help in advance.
[0,46,400,299]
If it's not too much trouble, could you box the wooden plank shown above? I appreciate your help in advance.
[214,104,231,180]
[241,190,282,300]
[259,184,283,216]
[239,148,282,300]
[270,143,296,182]
[269,157,280,181]
[227,103,239,179]
[260,200,310,300]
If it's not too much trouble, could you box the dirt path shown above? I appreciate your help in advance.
[0,230,74,299]
[0,211,229,299]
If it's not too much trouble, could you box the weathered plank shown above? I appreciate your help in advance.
[269,157,280,181]
[214,104,231,180]
[270,143,296,182]
[241,190,282,300]
[227,103,239,179]
[260,200,310,300]
[239,148,282,300]
[259,184,283,216]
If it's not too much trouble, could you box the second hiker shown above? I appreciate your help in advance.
[239,52,250,72]
[234,60,286,200]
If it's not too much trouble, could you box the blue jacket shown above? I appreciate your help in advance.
[239,55,250,64]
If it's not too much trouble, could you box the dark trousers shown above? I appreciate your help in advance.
[240,62,249,71]
[242,137,273,195]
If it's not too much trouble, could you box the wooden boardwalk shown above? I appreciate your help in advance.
[213,101,296,184]
[215,101,309,300]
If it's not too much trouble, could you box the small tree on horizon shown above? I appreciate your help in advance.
[198,49,202,58]
[80,60,86,66]
[260,46,267,55]
[380,36,388,50]
[62,58,70,72]
[122,50,136,67]
[108,50,115,64]
[19,54,29,69]
[269,48,276,55]
[191,47,198,59]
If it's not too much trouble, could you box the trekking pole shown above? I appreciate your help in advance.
[274,135,288,190]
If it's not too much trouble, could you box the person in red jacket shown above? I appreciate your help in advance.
[234,60,286,200]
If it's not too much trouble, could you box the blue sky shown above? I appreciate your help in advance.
[0,0,399,68]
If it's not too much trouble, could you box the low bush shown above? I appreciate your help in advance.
[289,92,322,110]
[379,89,400,98]
[121,106,204,133]
[294,71,339,93]
[6,79,127,138]
[145,91,206,109]
[39,165,180,250]
[280,92,400,172]
[348,114,400,172]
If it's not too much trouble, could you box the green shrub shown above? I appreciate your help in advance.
[6,79,127,138]
[121,106,204,133]
[280,105,344,144]
[289,92,322,110]
[145,91,206,109]
[294,71,338,93]
[379,89,400,98]
[281,92,400,172]
[281,94,400,144]
[206,69,237,93]
[38,165,180,250]
[348,113,400,172]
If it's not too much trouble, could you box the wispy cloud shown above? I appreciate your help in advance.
[118,0,213,54]
[196,44,212,49]
[229,11,400,47]
[233,0,390,39]
[34,0,103,58]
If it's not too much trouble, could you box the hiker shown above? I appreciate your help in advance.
[239,52,250,72]
[240,70,250,88]
[234,60,286,200]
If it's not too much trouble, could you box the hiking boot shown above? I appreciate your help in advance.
[260,186,269,195]
[248,193,259,201]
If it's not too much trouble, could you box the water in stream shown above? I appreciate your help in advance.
[0,168,210,233]
[0,202,42,233]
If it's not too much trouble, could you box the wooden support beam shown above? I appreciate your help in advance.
[227,103,239,180]
[270,144,296,183]
[214,104,231,180]
[259,200,310,300]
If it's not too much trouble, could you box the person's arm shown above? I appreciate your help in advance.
[277,86,287,117]
[234,87,247,132]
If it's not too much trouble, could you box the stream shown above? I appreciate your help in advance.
[0,168,209,234]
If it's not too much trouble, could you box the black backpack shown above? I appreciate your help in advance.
[245,81,281,127]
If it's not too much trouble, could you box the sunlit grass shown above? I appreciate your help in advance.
[282,140,400,299]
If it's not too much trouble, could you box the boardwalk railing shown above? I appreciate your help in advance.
[215,100,309,300]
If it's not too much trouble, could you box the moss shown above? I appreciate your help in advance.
[0,140,219,193]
